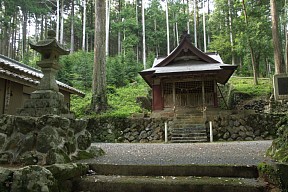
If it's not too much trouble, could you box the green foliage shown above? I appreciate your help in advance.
[58,51,94,90]
[209,0,274,78]
[258,162,282,188]
[105,77,149,117]
[58,50,142,90]
[107,50,142,87]
[228,77,272,97]
[71,92,92,118]
[71,76,150,118]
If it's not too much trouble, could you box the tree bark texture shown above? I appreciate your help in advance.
[242,0,258,85]
[270,0,284,74]
[91,0,107,113]
[70,0,75,53]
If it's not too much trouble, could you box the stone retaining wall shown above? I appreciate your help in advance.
[0,115,93,165]
[207,113,283,141]
[87,113,282,143]
[87,117,173,143]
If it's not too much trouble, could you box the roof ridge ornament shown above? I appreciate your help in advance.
[180,30,191,42]
[47,30,56,39]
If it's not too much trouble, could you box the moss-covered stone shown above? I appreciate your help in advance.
[14,116,36,134]
[46,148,71,165]
[46,163,89,181]
[0,167,13,192]
[258,162,281,187]
[76,130,91,150]
[11,165,58,192]
[267,115,288,163]
[36,126,62,153]
[72,145,105,161]
[276,163,288,191]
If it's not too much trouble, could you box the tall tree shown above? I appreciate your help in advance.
[165,0,170,54]
[105,0,110,56]
[82,0,87,50]
[270,0,284,74]
[241,0,258,85]
[60,0,64,44]
[70,0,75,53]
[56,0,60,41]
[228,0,235,65]
[142,0,146,68]
[203,0,207,52]
[193,0,197,47]
[91,0,107,113]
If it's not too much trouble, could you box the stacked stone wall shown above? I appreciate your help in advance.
[87,113,282,143]
[0,115,94,165]
[87,117,173,143]
[207,113,283,141]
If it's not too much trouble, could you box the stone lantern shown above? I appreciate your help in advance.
[30,30,69,91]
[18,30,70,117]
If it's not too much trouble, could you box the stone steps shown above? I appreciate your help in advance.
[171,124,208,143]
[73,164,267,192]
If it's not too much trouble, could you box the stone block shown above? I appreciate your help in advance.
[14,116,36,134]
[0,133,7,149]
[36,126,62,153]
[46,148,71,165]
[0,167,13,192]
[46,163,89,181]
[76,130,91,150]
[11,165,58,192]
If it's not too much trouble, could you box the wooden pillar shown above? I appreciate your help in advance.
[213,80,218,107]
[152,79,163,111]
[0,79,5,115]
[173,82,176,107]
[4,80,11,114]
[202,80,207,121]
[202,81,205,107]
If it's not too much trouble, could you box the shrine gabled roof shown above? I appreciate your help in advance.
[0,54,85,97]
[140,32,237,87]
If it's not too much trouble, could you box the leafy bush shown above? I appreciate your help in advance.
[107,50,142,87]
[71,76,150,118]
[58,51,94,90]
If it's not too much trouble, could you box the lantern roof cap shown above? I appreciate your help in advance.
[29,30,69,56]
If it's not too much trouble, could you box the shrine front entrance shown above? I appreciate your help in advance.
[162,80,217,109]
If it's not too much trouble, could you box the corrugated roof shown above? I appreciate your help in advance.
[0,54,85,97]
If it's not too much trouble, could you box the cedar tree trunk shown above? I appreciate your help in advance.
[91,0,107,113]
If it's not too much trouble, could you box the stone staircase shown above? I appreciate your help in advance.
[170,110,208,143]
[73,164,267,192]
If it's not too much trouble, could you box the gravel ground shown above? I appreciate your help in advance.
[84,141,273,166]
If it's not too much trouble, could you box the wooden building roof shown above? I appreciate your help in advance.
[140,32,237,87]
[0,54,85,97]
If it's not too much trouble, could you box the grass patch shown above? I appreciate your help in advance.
[228,76,272,97]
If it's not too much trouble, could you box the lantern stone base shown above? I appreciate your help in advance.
[18,90,69,117]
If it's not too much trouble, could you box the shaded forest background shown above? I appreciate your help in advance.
[0,0,287,93]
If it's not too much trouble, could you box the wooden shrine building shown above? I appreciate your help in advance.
[140,32,237,112]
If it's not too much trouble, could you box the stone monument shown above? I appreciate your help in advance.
[18,30,69,117]
[273,74,288,101]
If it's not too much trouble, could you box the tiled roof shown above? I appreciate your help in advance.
[0,54,85,97]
